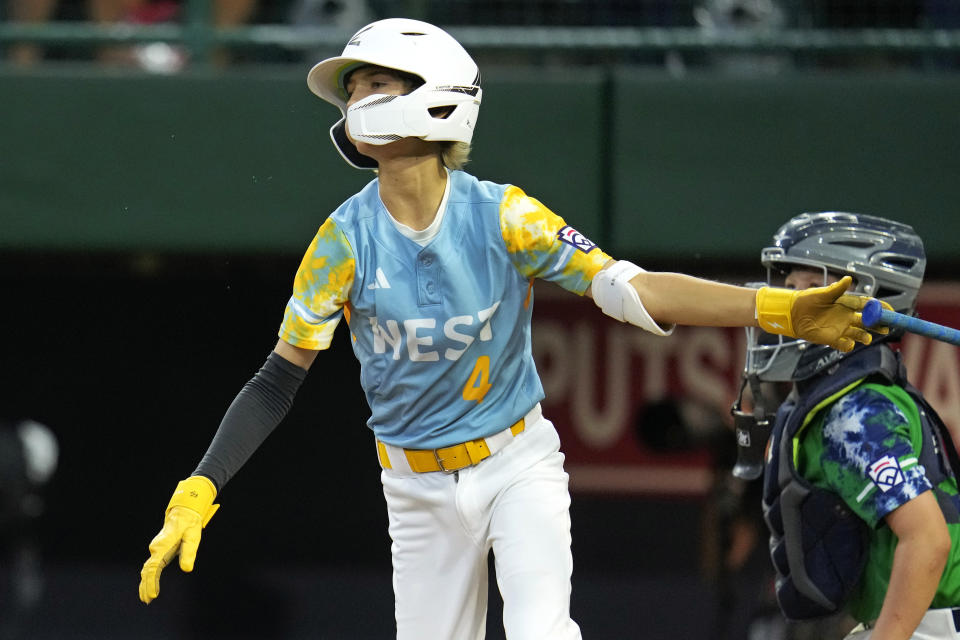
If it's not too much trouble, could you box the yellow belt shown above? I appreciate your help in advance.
[377,417,526,473]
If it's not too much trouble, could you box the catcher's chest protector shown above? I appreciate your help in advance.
[762,345,960,620]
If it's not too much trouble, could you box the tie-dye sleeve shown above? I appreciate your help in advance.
[814,385,932,528]
[499,185,611,295]
[278,217,356,350]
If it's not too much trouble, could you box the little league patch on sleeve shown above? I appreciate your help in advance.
[557,225,597,253]
[867,454,905,492]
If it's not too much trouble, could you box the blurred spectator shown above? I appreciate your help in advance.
[5,0,59,65]
[90,0,259,71]
[288,0,374,62]
[0,419,58,640]
[4,0,258,69]
[693,0,792,75]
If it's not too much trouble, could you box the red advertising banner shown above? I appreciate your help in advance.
[532,282,960,496]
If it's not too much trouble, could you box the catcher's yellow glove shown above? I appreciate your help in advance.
[756,275,881,352]
[138,476,219,604]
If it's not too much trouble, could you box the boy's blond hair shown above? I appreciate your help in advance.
[441,141,471,171]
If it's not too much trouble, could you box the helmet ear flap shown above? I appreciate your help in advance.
[329,118,378,170]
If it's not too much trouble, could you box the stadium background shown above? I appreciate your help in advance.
[2,1,960,638]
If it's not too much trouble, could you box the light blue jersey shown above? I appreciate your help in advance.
[279,170,610,448]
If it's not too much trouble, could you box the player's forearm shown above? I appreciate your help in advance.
[628,272,757,327]
[193,351,308,491]
[870,532,950,640]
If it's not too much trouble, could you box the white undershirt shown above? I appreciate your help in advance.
[386,168,451,247]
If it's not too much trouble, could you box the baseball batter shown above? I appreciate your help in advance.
[138,18,877,639]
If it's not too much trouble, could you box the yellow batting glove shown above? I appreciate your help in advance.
[834,294,894,336]
[138,476,219,604]
[756,275,873,353]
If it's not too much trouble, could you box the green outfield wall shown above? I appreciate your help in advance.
[2,66,959,261]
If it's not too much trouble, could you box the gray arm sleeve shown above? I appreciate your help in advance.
[193,351,308,493]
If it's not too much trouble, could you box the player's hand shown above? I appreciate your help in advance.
[138,476,219,604]
[835,294,894,336]
[756,276,874,352]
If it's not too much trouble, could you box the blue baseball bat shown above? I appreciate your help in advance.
[861,299,960,347]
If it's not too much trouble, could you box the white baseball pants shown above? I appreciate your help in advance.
[845,608,960,639]
[380,410,582,640]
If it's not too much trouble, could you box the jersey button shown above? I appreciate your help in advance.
[421,255,433,266]
[425,282,436,294]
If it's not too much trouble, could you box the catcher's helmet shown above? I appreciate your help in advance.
[307,18,482,169]
[746,212,926,382]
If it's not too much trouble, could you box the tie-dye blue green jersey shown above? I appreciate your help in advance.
[797,382,960,622]
[278,170,611,449]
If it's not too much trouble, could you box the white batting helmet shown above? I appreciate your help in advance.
[307,18,482,169]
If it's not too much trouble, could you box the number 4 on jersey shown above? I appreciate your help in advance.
[462,356,492,403]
